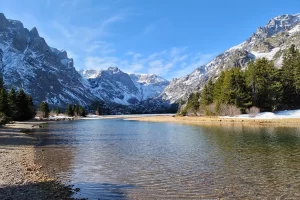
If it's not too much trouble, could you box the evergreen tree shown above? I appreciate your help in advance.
[26,95,36,120]
[213,71,225,111]
[245,60,257,104]
[191,92,200,114]
[231,68,252,111]
[0,88,10,117]
[281,44,300,109]
[15,88,27,121]
[66,104,74,116]
[54,107,60,115]
[39,102,50,118]
[246,58,282,111]
[200,85,210,107]
[8,87,17,120]
[14,89,35,121]
[200,78,214,107]
[78,106,86,117]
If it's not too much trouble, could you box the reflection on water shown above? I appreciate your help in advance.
[34,120,300,199]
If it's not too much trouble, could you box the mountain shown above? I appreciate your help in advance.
[0,13,171,112]
[161,13,300,103]
[129,73,169,100]
[79,68,169,105]
[0,13,96,106]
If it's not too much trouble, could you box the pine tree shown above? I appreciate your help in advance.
[0,88,10,117]
[228,68,252,112]
[213,71,225,111]
[246,58,282,111]
[79,106,86,117]
[245,60,257,105]
[191,92,200,114]
[26,95,35,120]
[15,88,27,121]
[281,44,300,109]
[55,107,61,115]
[66,104,74,116]
[200,85,210,107]
[39,102,50,118]
[8,87,17,120]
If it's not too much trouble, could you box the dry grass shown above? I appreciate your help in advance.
[126,115,300,127]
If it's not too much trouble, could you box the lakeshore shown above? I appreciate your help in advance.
[125,115,300,127]
[0,124,81,200]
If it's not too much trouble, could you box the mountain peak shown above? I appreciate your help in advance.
[0,13,8,29]
[107,66,120,73]
[29,27,40,38]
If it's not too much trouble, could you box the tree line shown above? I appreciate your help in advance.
[0,79,35,124]
[181,44,300,116]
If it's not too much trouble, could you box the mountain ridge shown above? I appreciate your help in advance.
[79,68,169,105]
[161,13,300,103]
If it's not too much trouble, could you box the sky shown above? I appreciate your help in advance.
[1,0,300,79]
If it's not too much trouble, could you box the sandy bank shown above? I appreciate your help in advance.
[4,121,47,130]
[125,115,300,127]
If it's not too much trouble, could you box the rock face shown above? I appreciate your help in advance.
[79,68,169,105]
[0,13,95,106]
[162,13,300,103]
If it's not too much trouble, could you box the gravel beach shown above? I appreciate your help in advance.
[0,124,81,200]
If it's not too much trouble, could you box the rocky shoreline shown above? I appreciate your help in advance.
[0,125,85,200]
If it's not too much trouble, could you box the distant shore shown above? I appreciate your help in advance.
[125,115,300,127]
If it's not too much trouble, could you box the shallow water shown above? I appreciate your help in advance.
[33,119,300,199]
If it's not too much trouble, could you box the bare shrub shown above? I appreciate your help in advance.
[205,103,217,116]
[246,106,260,117]
[35,111,44,118]
[197,107,206,116]
[219,104,241,116]
[185,107,196,116]
[49,111,57,117]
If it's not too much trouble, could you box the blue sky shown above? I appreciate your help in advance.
[1,0,300,79]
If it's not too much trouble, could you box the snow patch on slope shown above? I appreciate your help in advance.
[250,47,281,60]
[223,109,300,119]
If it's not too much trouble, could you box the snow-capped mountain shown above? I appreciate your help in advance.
[130,74,169,100]
[79,68,169,105]
[161,13,300,103]
[0,13,96,106]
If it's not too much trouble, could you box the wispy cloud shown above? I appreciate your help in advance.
[102,15,123,26]
[83,47,216,79]
[84,41,115,54]
[85,56,119,70]
[143,19,171,35]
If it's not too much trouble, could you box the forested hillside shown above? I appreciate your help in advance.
[181,45,300,116]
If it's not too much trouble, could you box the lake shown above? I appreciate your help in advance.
[33,119,300,199]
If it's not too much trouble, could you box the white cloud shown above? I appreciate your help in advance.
[144,24,156,34]
[85,41,115,54]
[102,15,123,26]
[83,47,216,79]
[84,56,119,70]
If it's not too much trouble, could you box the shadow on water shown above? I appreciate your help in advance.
[73,183,136,200]
[0,180,75,200]
[0,128,41,146]
[0,180,134,200]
